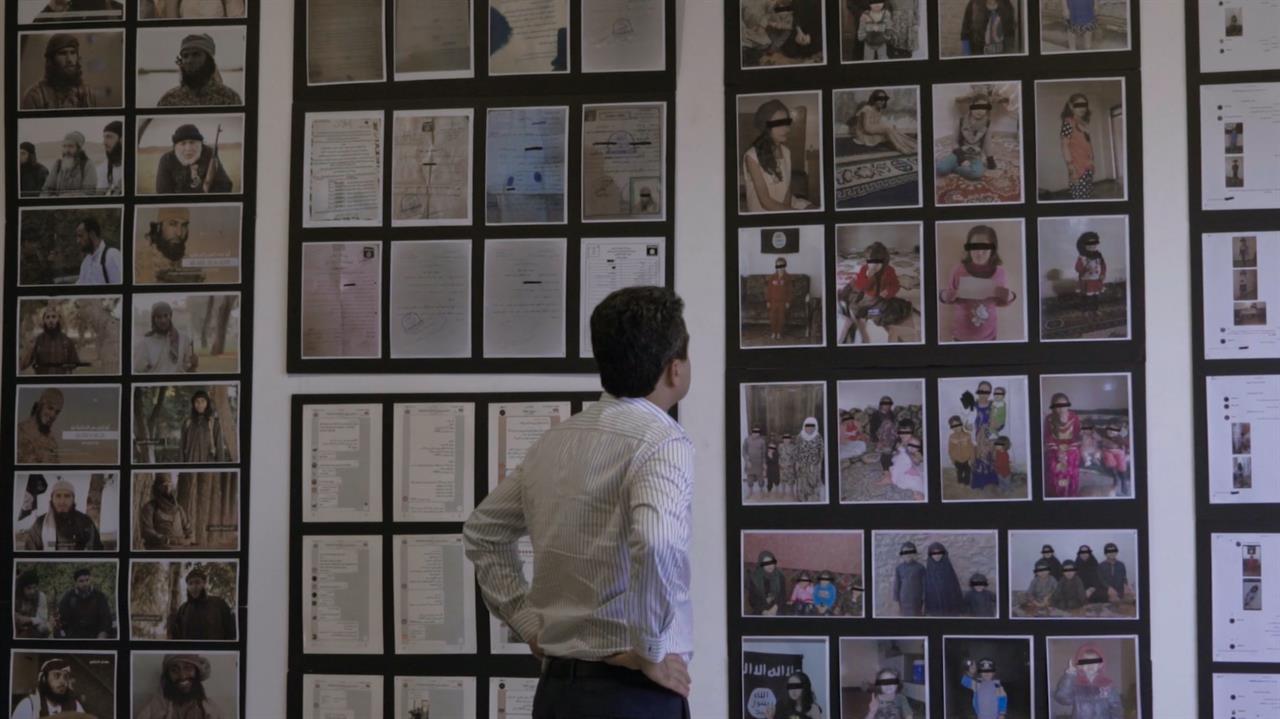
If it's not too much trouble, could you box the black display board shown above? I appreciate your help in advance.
[723,2,1151,717]
[4,2,257,717]
[286,0,677,374]
[1185,0,1280,714]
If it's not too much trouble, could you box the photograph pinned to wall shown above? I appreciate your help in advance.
[741,530,864,618]
[738,226,826,349]
[489,677,538,719]
[395,0,473,80]
[13,558,119,639]
[1009,529,1139,619]
[937,0,1028,58]
[1039,215,1131,342]
[301,535,384,655]
[1202,233,1280,359]
[130,652,240,719]
[840,0,927,63]
[8,650,117,719]
[836,378,928,504]
[942,636,1034,719]
[737,90,824,214]
[17,116,126,198]
[1046,635,1141,718]
[582,102,666,222]
[871,530,1000,618]
[833,85,921,210]
[18,206,124,287]
[1212,534,1280,660]
[301,675,382,719]
[390,240,472,358]
[932,82,1023,206]
[1199,0,1280,72]
[391,109,473,227]
[838,636,929,719]
[1035,78,1128,202]
[300,241,382,360]
[306,0,385,85]
[742,636,830,719]
[136,26,246,108]
[131,470,240,551]
[483,238,567,358]
[15,384,121,466]
[18,0,125,24]
[303,110,383,227]
[582,0,666,73]
[18,29,125,110]
[395,677,477,719]
[1205,375,1280,504]
[938,375,1032,503]
[300,404,382,523]
[392,402,475,522]
[1200,82,1280,210]
[17,296,122,376]
[127,559,239,641]
[835,222,924,346]
[1041,372,1135,500]
[935,218,1027,344]
[580,237,666,357]
[135,114,243,196]
[134,204,242,285]
[488,0,569,75]
[1041,0,1132,53]
[140,0,248,19]
[13,471,119,552]
[487,401,570,489]
[130,382,240,465]
[131,292,241,375]
[392,535,477,654]
[739,381,828,505]
[739,0,826,68]
[485,106,569,225]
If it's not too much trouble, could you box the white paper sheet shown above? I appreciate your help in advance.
[392,109,473,226]
[582,0,665,72]
[301,242,382,359]
[1200,0,1280,72]
[1213,673,1280,718]
[489,677,539,719]
[304,111,384,227]
[302,535,383,654]
[582,103,666,221]
[392,402,476,521]
[395,0,474,80]
[956,276,998,301]
[393,534,476,654]
[488,0,569,75]
[1201,83,1280,210]
[395,676,477,718]
[1206,375,1280,503]
[302,404,383,522]
[1203,232,1280,359]
[307,0,386,85]
[301,674,384,719]
[482,238,567,358]
[390,240,472,358]
[486,401,571,488]
[1213,533,1280,662]
[579,237,666,357]
[485,107,568,224]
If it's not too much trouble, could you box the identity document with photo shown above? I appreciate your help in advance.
[582,103,666,222]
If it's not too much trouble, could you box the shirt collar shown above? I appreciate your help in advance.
[601,392,682,428]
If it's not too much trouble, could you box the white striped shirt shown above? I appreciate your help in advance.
[463,393,694,664]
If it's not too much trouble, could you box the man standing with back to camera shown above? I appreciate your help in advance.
[464,286,694,717]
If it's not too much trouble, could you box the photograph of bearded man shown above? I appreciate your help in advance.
[20,31,123,110]
[23,479,105,551]
[20,305,80,375]
[153,32,243,107]
[133,653,236,719]
[9,656,100,719]
[133,301,198,374]
[151,122,234,194]
[16,388,64,465]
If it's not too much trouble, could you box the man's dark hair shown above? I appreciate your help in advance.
[80,217,101,237]
[590,286,688,398]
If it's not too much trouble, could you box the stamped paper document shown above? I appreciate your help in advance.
[395,676,477,718]
[307,0,386,85]
[304,111,384,227]
[1213,533,1280,662]
[1213,673,1280,718]
[580,238,665,357]
[390,240,472,358]
[392,402,476,521]
[582,0,666,73]
[485,107,568,225]
[395,0,473,80]
[1203,232,1280,359]
[1200,0,1280,72]
[302,403,382,522]
[582,103,666,221]
[392,109,473,226]
[1201,83,1280,210]
[301,242,382,359]
[490,677,539,719]
[487,401,570,488]
[488,0,569,75]
[301,674,384,719]
[1206,375,1280,504]
[483,238,567,358]
[394,534,476,654]
[302,535,383,654]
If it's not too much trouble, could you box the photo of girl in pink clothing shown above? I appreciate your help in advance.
[937,220,1026,344]
[1041,373,1135,500]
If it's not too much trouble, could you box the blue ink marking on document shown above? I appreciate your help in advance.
[490,8,512,55]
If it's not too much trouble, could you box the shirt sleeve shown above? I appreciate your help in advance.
[462,463,539,644]
[624,435,694,663]
[106,248,122,284]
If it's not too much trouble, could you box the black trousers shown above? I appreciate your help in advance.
[533,658,690,719]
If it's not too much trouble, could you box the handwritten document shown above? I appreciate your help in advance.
[302,675,383,719]
[305,111,384,227]
[483,238,566,358]
[303,535,383,654]
[392,402,475,521]
[488,0,569,75]
[582,103,666,221]
[301,403,382,522]
[485,107,568,224]
[307,0,386,85]
[394,534,476,654]
[392,109,473,226]
[580,238,665,357]
[390,240,472,358]
[396,0,473,79]
[582,0,666,73]
[301,242,382,359]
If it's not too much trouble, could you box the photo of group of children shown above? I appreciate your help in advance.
[740,382,829,504]
[1009,529,1139,619]
[744,634,1140,719]
[940,376,1031,501]
[837,379,927,503]
[742,531,864,617]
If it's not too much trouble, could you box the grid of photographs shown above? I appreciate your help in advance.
[727,2,1150,717]
[4,3,254,717]
[288,392,607,718]
[1188,1,1280,715]
[288,0,677,373]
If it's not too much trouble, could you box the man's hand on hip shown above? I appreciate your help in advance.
[604,652,691,697]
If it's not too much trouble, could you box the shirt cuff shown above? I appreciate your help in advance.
[631,631,668,664]
[509,609,542,646]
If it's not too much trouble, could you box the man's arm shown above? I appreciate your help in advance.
[462,464,538,644]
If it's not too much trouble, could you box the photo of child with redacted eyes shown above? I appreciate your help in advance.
[937,221,1025,344]
[738,92,823,214]
[1011,530,1139,619]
